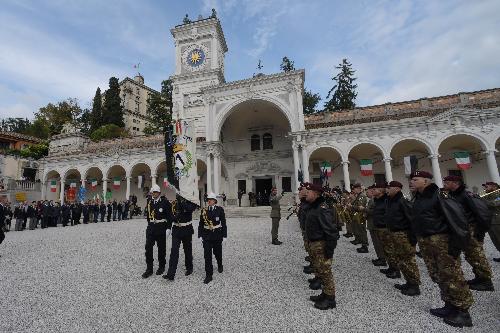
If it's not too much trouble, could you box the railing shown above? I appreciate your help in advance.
[1,179,40,191]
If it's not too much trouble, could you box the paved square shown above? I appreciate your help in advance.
[1,217,499,332]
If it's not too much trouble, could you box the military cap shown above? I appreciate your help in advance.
[482,181,499,187]
[373,182,387,189]
[387,180,403,188]
[410,170,433,179]
[352,183,362,188]
[306,183,324,193]
[443,175,462,182]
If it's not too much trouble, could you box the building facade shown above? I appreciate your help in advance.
[39,17,500,208]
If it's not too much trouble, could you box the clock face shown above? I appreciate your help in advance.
[182,45,209,71]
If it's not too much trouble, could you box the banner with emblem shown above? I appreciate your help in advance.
[320,161,332,177]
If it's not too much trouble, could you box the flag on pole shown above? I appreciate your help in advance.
[50,180,57,192]
[454,151,471,170]
[360,159,373,176]
[163,177,169,188]
[320,162,332,177]
[404,155,419,175]
[138,175,143,189]
[113,177,121,189]
[90,179,97,190]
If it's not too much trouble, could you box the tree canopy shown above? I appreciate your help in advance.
[324,58,358,112]
[90,124,128,142]
[144,79,173,135]
[303,90,322,115]
[280,56,295,72]
[90,87,103,133]
[102,77,124,127]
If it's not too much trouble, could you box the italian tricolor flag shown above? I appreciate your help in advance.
[454,151,471,170]
[320,162,332,177]
[163,177,169,188]
[50,180,57,192]
[90,179,98,190]
[113,177,121,189]
[360,159,373,176]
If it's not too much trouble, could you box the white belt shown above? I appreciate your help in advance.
[174,221,192,227]
[149,220,166,224]
[204,224,222,230]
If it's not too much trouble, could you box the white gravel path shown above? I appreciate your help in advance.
[1,217,499,332]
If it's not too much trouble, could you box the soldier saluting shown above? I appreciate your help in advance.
[142,184,174,279]
[198,193,227,284]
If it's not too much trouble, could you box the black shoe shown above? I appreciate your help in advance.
[162,274,174,281]
[309,279,322,290]
[314,295,336,310]
[386,270,401,279]
[379,268,391,274]
[303,266,314,274]
[308,276,320,284]
[401,284,420,296]
[468,278,494,291]
[156,267,165,275]
[185,269,193,276]
[416,251,422,258]
[305,256,311,262]
[203,275,213,284]
[343,233,353,238]
[218,265,223,273]
[356,245,368,253]
[493,257,500,262]
[272,240,283,245]
[309,292,325,302]
[350,240,360,245]
[394,283,409,290]
[142,270,153,279]
[430,303,453,318]
[443,308,473,328]
[466,277,479,285]
[372,259,387,267]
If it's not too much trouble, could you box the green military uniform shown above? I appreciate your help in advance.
[364,198,386,262]
[343,194,354,236]
[269,193,282,243]
[484,191,500,258]
[351,192,369,247]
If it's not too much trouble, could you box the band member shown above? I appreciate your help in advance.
[198,193,227,284]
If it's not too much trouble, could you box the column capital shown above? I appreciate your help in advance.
[341,161,350,165]
[428,154,441,159]
[383,158,392,162]
[484,149,497,155]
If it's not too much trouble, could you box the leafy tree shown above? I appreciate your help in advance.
[19,142,49,160]
[0,118,32,133]
[303,89,321,115]
[35,98,82,135]
[102,77,124,128]
[90,124,128,142]
[90,87,102,132]
[77,109,92,136]
[144,79,173,135]
[280,56,295,72]
[24,118,50,139]
[324,58,358,112]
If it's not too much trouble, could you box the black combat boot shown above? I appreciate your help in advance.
[309,279,322,290]
[218,265,223,273]
[350,240,360,245]
[156,266,165,275]
[314,294,336,310]
[343,233,353,238]
[468,278,494,291]
[401,284,420,296]
[356,245,368,253]
[303,265,314,274]
[443,307,473,328]
[305,256,311,262]
[379,268,391,274]
[493,258,500,262]
[162,274,174,281]
[309,292,325,302]
[272,239,283,245]
[308,276,320,284]
[185,268,193,276]
[394,283,409,290]
[203,275,213,284]
[385,270,401,279]
[142,269,153,279]
[430,302,453,318]
[372,258,387,266]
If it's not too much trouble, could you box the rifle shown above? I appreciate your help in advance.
[286,203,299,220]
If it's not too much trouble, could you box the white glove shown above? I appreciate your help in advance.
[166,229,172,237]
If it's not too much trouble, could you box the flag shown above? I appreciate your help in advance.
[113,177,121,189]
[454,151,471,170]
[90,179,97,190]
[163,177,169,188]
[175,120,182,135]
[133,62,140,69]
[50,180,57,192]
[360,159,373,176]
[138,175,143,189]
[320,161,332,177]
[404,155,419,175]
[105,189,112,200]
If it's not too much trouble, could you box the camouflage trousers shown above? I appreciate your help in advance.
[390,231,420,285]
[353,215,368,246]
[419,234,474,310]
[464,224,493,280]
[368,229,385,260]
[345,216,353,234]
[302,229,311,254]
[374,229,398,268]
[309,240,336,296]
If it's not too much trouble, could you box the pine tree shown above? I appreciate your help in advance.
[303,90,321,115]
[144,79,173,135]
[324,58,358,112]
[102,77,124,127]
[280,56,295,72]
[90,87,102,132]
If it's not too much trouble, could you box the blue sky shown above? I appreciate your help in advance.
[1,0,500,119]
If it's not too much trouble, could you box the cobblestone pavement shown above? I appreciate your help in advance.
[1,217,499,332]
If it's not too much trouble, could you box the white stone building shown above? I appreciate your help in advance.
[39,17,500,208]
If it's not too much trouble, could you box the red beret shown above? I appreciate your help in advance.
[373,182,387,189]
[443,175,462,182]
[387,181,403,188]
[306,183,324,193]
[410,170,433,179]
[482,181,499,187]
[366,184,375,189]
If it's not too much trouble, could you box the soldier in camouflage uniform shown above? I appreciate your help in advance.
[410,171,473,328]
[298,183,319,288]
[342,191,354,238]
[347,184,369,253]
[482,181,500,262]
[361,185,387,266]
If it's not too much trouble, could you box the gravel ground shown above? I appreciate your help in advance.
[1,217,499,333]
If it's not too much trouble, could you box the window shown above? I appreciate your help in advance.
[263,133,273,150]
[238,180,246,194]
[282,177,291,192]
[251,135,260,151]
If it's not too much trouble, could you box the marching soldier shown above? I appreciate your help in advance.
[443,176,494,291]
[61,203,71,227]
[82,202,89,224]
[106,201,112,222]
[363,186,387,266]
[99,201,106,222]
[270,187,283,245]
[341,191,354,238]
[482,181,500,262]
[410,171,473,328]
[348,184,369,253]
[385,181,420,296]
[198,193,227,284]
[142,184,174,278]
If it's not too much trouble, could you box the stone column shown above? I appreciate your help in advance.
[206,154,213,194]
[429,154,443,188]
[485,150,500,184]
[126,176,131,200]
[292,143,300,189]
[102,179,108,202]
[152,174,157,187]
[41,180,46,200]
[383,158,393,182]
[213,151,221,195]
[342,161,351,191]
[59,179,65,203]
[301,146,310,182]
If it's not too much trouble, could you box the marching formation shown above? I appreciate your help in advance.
[295,171,499,328]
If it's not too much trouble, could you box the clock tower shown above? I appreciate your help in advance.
[170,16,228,134]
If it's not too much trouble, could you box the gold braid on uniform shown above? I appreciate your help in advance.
[147,200,155,221]
[201,208,215,230]
[171,200,177,216]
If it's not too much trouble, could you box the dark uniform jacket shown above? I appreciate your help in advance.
[171,197,198,238]
[411,183,449,238]
[198,205,227,241]
[385,192,412,232]
[298,198,310,231]
[27,205,37,218]
[372,194,388,229]
[61,205,71,218]
[99,203,106,214]
[145,196,173,228]
[304,197,339,258]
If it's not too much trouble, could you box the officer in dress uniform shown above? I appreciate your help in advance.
[198,193,227,284]
[142,184,174,278]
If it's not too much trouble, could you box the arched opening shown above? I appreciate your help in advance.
[84,167,104,202]
[219,99,293,206]
[130,163,152,208]
[438,134,487,191]
[348,143,385,188]
[390,139,432,191]
[44,170,61,201]
[308,147,342,189]
[63,169,81,203]
[106,165,127,202]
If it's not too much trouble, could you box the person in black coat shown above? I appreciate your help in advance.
[198,193,227,284]
[106,201,112,222]
[92,202,99,223]
[0,201,6,256]
[99,202,106,222]
[61,203,71,227]
[72,203,82,225]
[82,203,90,224]
[123,200,130,220]
[27,202,37,230]
[112,200,118,221]
[117,201,123,221]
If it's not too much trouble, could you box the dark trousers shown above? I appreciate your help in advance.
[100,212,105,222]
[166,234,193,277]
[0,227,5,244]
[93,213,98,223]
[145,224,167,271]
[107,213,111,222]
[62,217,69,227]
[113,210,117,221]
[203,239,222,276]
[41,216,48,228]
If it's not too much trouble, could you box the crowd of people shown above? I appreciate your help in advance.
[292,172,499,328]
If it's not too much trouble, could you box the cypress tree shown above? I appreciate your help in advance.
[102,77,124,127]
[90,87,102,132]
[324,58,358,112]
